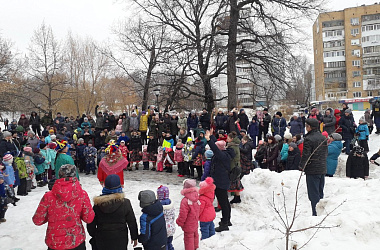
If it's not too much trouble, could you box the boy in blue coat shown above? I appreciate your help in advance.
[356,117,370,153]
[201,150,214,181]
[138,190,167,250]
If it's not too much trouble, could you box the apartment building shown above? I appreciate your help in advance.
[313,3,380,105]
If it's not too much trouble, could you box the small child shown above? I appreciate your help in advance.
[356,117,370,153]
[156,147,164,172]
[47,143,57,180]
[201,150,213,181]
[33,148,46,187]
[14,156,28,196]
[346,146,369,179]
[119,140,129,159]
[23,147,35,191]
[39,143,51,184]
[138,190,167,250]
[2,154,19,205]
[76,138,86,173]
[142,145,149,170]
[147,133,158,171]
[84,141,97,175]
[199,177,216,240]
[183,138,194,178]
[157,185,176,250]
[97,146,106,166]
[176,179,200,250]
[163,148,175,173]
[174,141,184,177]
[129,131,142,171]
[0,172,8,223]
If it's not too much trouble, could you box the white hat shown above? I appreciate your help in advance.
[292,113,299,117]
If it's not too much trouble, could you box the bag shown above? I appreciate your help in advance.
[229,165,242,181]
[193,154,203,166]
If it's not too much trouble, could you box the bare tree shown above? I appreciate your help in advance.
[0,36,14,82]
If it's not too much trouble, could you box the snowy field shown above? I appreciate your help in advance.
[1,111,380,250]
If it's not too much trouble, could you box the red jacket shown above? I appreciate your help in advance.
[32,177,94,250]
[334,109,342,133]
[174,148,184,163]
[199,183,216,222]
[176,187,200,232]
[298,142,304,156]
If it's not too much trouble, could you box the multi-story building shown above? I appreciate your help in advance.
[313,3,380,107]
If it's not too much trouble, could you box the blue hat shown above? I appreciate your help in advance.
[104,174,121,190]
[205,150,214,159]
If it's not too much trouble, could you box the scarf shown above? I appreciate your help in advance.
[102,187,123,195]
[99,157,128,175]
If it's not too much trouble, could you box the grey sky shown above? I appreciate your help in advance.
[0,0,377,56]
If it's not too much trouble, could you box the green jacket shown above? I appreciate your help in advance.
[227,137,241,169]
[14,157,28,179]
[55,153,79,180]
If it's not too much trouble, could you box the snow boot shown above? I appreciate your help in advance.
[219,221,233,227]
[230,195,241,204]
[151,167,156,171]
[215,222,229,232]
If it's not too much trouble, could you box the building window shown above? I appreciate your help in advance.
[352,50,360,57]
[353,81,361,87]
[351,39,360,45]
[352,60,361,67]
[351,18,359,25]
[351,28,359,36]
[353,92,362,98]
[368,91,373,96]
[353,71,361,77]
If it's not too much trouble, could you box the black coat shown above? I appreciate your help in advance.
[286,147,301,170]
[214,113,227,130]
[265,143,279,172]
[208,135,235,190]
[238,113,249,130]
[0,139,18,157]
[170,118,179,137]
[87,193,139,250]
[29,115,40,126]
[339,115,355,140]
[300,129,328,175]
[240,141,254,161]
[254,145,267,169]
[346,152,369,179]
[130,136,142,150]
[147,138,158,154]
[199,112,211,130]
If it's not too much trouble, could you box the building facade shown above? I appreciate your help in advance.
[313,3,380,106]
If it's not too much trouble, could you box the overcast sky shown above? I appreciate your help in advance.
[0,0,377,58]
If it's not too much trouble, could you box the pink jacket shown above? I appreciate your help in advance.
[199,184,216,222]
[115,119,123,133]
[176,187,200,232]
[174,148,184,163]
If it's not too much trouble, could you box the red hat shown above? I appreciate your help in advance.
[199,177,216,195]
[334,109,340,115]
[3,154,13,162]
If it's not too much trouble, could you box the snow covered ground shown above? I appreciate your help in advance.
[1,111,380,250]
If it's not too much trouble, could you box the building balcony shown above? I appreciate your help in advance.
[324,77,346,83]
[324,67,346,72]
[363,63,380,68]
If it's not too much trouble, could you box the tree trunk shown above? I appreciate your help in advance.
[142,47,156,111]
[227,0,239,110]
[203,78,215,112]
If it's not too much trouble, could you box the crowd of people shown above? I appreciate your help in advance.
[0,99,380,250]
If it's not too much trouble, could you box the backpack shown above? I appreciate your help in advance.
[33,154,45,165]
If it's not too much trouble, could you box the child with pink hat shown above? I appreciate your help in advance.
[199,177,216,240]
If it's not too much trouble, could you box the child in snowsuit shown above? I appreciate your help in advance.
[0,172,8,223]
[142,145,149,170]
[162,133,175,173]
[76,138,87,173]
[119,140,129,159]
[176,179,200,250]
[157,185,176,250]
[23,147,35,191]
[156,147,164,172]
[356,117,370,153]
[183,138,194,177]
[39,143,51,184]
[346,146,369,179]
[201,150,213,181]
[192,132,206,180]
[175,141,185,177]
[33,148,46,187]
[199,177,216,240]
[84,142,97,175]
[2,154,19,205]
[138,190,167,250]
[147,133,158,171]
[14,156,28,196]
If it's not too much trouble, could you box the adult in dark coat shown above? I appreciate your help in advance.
[322,109,336,135]
[288,114,304,136]
[346,146,369,179]
[0,131,19,158]
[339,109,355,155]
[285,142,301,170]
[18,114,29,131]
[205,131,235,232]
[226,109,238,134]
[264,136,279,172]
[199,108,211,130]
[29,111,41,136]
[40,113,53,129]
[108,112,116,130]
[87,175,138,250]
[300,118,328,216]
[259,108,271,141]
[214,109,228,131]
[371,99,380,134]
[187,111,198,134]
[272,112,286,137]
[238,109,249,130]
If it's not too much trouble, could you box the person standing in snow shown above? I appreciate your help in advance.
[371,99,380,134]
[300,118,328,216]
[199,177,216,240]
[356,117,370,153]
[346,146,369,179]
[157,185,176,250]
[326,133,343,177]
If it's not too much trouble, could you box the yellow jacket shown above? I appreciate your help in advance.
[139,114,149,132]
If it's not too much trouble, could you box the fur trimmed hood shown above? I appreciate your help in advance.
[93,193,125,213]
[180,186,199,203]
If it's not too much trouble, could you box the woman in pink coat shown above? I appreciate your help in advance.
[199,177,216,240]
[176,179,200,250]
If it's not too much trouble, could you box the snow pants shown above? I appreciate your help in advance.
[166,236,174,250]
[184,230,199,250]
[306,174,325,216]
[17,178,27,195]
[200,221,215,240]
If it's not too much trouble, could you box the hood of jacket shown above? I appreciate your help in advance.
[52,177,81,203]
[296,138,304,145]
[93,193,125,214]
[142,199,163,216]
[329,140,343,150]
[180,186,199,203]
[199,183,215,196]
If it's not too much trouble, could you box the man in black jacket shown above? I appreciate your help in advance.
[199,108,211,130]
[238,109,249,130]
[259,108,271,140]
[29,111,41,136]
[300,118,328,216]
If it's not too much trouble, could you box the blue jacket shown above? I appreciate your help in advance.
[76,144,87,159]
[247,121,259,138]
[138,200,167,249]
[356,123,369,141]
[288,118,303,136]
[187,114,198,131]
[208,135,235,190]
[2,164,15,186]
[273,117,286,137]
[280,143,289,162]
[201,160,212,181]
[117,135,130,144]
[326,140,343,176]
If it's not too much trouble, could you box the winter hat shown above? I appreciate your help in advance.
[353,146,364,155]
[55,140,68,152]
[186,137,193,143]
[218,130,225,135]
[215,140,226,150]
[138,190,156,208]
[142,111,146,114]
[33,148,40,154]
[50,135,57,140]
[345,109,352,114]
[263,108,268,112]
[3,154,13,162]
[205,150,214,159]
[183,179,196,189]
[330,133,342,141]
[284,132,292,140]
[359,116,365,122]
[3,131,12,138]
[40,143,47,149]
[78,138,84,143]
[334,109,340,115]
[157,185,170,201]
[305,118,319,128]
[288,142,297,149]
[48,142,57,149]
[199,177,216,195]
[58,164,77,179]
[276,111,282,117]
[49,129,55,134]
[292,113,299,117]
[102,174,123,195]
[322,131,328,138]
[311,108,317,112]
[365,108,371,113]
[218,108,223,112]
[176,142,184,149]
[191,110,196,115]
[240,109,244,112]
[84,117,88,121]
[274,134,282,142]
[23,146,33,152]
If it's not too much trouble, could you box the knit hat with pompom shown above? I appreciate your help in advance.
[199,177,216,195]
